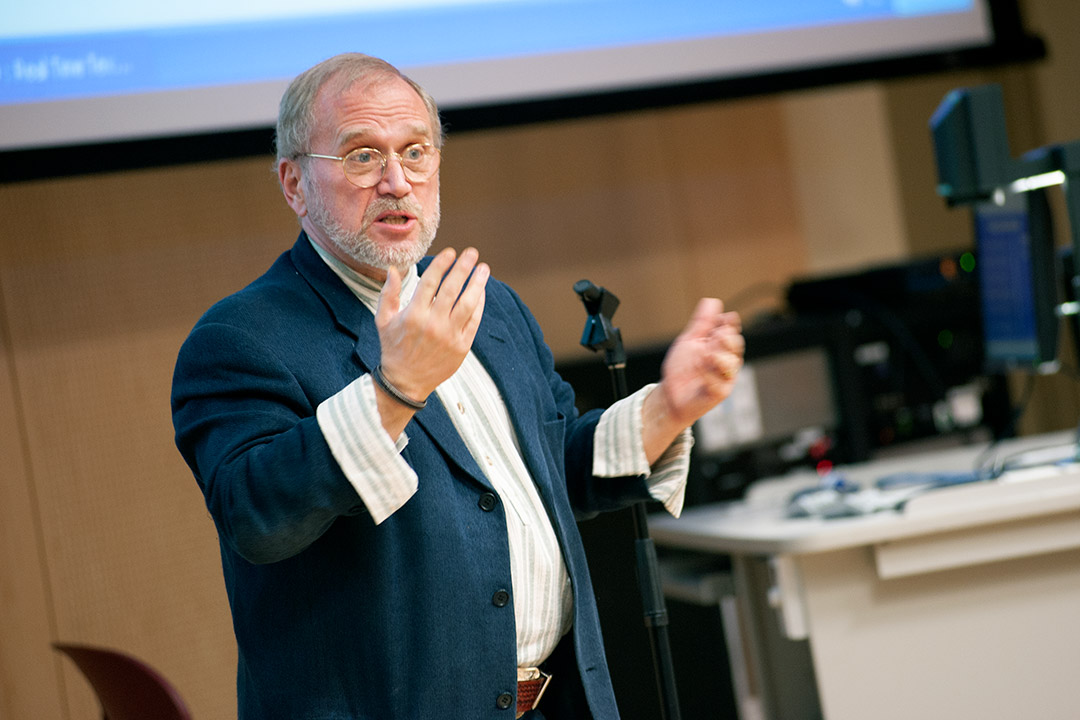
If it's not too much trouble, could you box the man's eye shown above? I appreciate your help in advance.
[348,150,378,165]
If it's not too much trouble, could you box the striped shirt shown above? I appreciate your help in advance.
[311,241,692,668]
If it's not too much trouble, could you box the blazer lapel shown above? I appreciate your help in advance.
[290,236,492,490]
[470,311,558,500]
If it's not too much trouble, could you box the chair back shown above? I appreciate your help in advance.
[53,643,192,720]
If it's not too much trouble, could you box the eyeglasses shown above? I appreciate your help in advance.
[303,143,441,188]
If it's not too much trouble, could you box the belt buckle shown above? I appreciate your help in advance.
[532,670,552,709]
[516,668,552,717]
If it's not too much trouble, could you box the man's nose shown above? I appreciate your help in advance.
[376,156,412,197]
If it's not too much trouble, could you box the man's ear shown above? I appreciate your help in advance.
[278,158,308,217]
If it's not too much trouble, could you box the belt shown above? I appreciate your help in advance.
[516,668,552,718]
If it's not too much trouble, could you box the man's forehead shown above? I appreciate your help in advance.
[318,75,431,137]
[336,121,431,148]
[327,72,422,112]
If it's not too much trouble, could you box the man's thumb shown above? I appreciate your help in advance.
[376,266,402,320]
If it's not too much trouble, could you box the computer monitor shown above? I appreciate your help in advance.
[929,84,1016,205]
[973,186,1061,372]
[930,83,1080,374]
[694,346,837,458]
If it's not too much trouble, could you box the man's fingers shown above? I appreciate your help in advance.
[430,247,479,313]
[459,276,488,342]
[449,261,489,329]
[377,250,489,401]
[420,248,488,339]
[680,297,725,340]
[713,324,745,357]
[717,351,742,380]
[414,247,457,305]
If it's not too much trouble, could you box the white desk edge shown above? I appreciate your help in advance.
[648,430,1080,557]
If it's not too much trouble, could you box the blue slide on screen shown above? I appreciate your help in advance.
[0,0,989,151]
[1,0,976,103]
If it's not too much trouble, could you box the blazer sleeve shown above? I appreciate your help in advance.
[171,320,367,565]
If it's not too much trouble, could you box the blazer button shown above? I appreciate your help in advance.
[478,493,498,512]
[496,692,514,710]
[492,589,510,607]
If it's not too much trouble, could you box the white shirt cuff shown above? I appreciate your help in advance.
[316,373,418,525]
[592,384,693,518]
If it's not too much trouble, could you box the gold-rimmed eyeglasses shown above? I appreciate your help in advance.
[303,143,441,188]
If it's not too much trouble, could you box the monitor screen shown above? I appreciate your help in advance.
[974,187,1060,372]
[694,347,838,454]
[0,0,1030,156]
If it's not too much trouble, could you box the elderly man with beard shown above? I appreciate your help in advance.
[171,53,744,720]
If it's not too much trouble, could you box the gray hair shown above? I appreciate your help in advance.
[275,53,444,163]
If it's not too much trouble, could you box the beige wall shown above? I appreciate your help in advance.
[2,1,1078,717]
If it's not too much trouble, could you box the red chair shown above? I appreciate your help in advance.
[53,643,192,720]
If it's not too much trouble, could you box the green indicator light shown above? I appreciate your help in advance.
[960,252,976,272]
[938,329,954,349]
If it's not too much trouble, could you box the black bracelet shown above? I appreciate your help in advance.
[371,365,427,411]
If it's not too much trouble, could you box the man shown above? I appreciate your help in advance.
[172,53,743,719]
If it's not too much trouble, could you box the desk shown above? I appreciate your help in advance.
[650,432,1080,720]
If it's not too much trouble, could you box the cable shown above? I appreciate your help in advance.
[974,370,1041,477]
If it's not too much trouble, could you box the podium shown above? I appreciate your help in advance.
[650,431,1080,720]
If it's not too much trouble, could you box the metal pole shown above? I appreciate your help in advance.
[574,280,682,720]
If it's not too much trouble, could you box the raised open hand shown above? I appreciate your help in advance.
[642,298,744,462]
[373,247,489,411]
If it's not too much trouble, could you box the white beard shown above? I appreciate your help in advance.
[305,184,440,271]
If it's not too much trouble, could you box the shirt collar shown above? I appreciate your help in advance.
[307,235,418,313]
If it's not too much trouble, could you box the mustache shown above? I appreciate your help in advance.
[364,196,423,222]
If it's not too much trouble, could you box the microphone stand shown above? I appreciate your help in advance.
[573,279,682,720]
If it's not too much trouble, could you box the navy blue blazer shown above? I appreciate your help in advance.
[172,234,652,719]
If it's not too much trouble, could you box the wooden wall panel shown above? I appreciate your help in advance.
[0,271,63,720]
[439,95,807,357]
[783,84,910,273]
[0,159,297,719]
